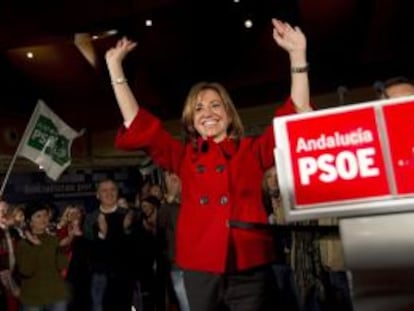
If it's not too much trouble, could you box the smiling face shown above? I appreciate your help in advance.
[193,88,230,142]
[181,82,244,143]
[0,201,8,228]
[141,201,155,219]
[265,168,278,192]
[30,209,49,234]
[264,167,280,198]
[67,206,82,222]
[13,208,25,225]
[97,180,119,209]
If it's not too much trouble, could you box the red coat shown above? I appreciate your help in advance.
[115,99,296,273]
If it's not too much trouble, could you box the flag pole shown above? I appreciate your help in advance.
[0,102,41,199]
[0,144,22,199]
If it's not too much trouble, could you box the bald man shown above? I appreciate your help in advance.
[381,76,414,98]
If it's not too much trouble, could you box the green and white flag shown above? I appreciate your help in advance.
[17,100,82,181]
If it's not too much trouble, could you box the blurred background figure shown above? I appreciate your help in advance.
[57,204,90,311]
[16,201,69,311]
[117,197,130,210]
[262,167,300,311]
[1,201,15,311]
[83,178,136,311]
[139,195,161,310]
[376,76,414,99]
[0,201,21,311]
[158,171,190,311]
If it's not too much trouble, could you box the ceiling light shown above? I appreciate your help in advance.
[105,29,118,36]
[244,19,253,28]
[92,35,99,40]
[145,19,153,27]
[233,0,240,3]
[26,52,34,59]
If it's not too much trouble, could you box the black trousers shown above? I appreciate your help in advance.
[103,273,135,311]
[183,266,276,311]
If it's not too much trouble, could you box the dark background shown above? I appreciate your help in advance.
[0,0,413,131]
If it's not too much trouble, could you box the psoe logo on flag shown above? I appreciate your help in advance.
[28,115,72,166]
[16,100,83,181]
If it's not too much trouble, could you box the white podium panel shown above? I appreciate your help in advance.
[340,214,414,311]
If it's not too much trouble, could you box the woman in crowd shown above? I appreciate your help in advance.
[57,204,90,311]
[16,201,69,311]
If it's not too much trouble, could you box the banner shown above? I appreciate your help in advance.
[18,100,82,181]
[1,166,143,213]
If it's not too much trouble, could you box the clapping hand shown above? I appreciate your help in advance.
[25,230,41,245]
[97,213,108,238]
[123,211,134,230]
[68,220,82,237]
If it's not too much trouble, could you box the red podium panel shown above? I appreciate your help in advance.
[273,96,414,221]
[382,99,414,195]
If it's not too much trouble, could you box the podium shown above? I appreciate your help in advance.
[341,213,414,310]
[273,96,414,310]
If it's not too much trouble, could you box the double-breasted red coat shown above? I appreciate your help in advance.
[115,99,296,273]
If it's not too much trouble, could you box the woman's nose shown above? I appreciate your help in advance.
[202,106,213,117]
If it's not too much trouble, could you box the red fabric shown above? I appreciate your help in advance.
[56,226,72,278]
[115,98,297,273]
[56,226,68,239]
[6,293,19,311]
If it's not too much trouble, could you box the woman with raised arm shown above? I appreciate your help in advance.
[106,18,311,311]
